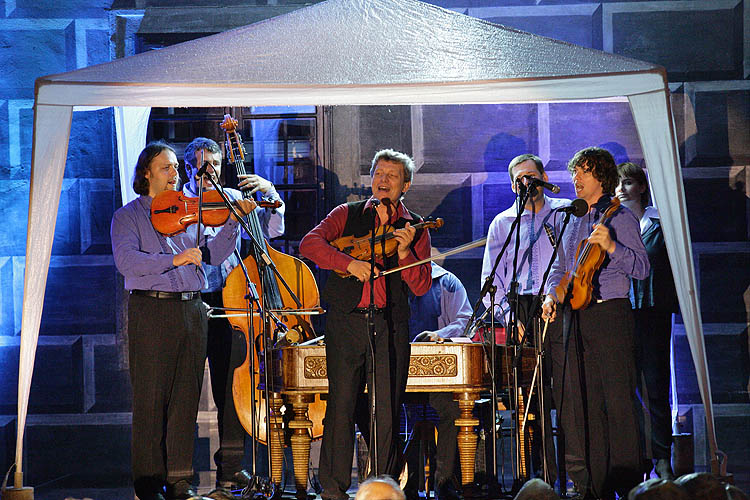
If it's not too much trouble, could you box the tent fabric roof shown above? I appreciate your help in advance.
[40,0,659,88]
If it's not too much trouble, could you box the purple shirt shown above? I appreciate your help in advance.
[481,195,571,324]
[111,195,241,292]
[547,195,650,302]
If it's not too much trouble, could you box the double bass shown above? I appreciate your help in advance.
[219,115,326,446]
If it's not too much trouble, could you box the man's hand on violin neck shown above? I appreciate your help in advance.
[347,259,380,282]
[230,199,257,220]
[173,248,203,267]
[393,222,416,260]
[238,174,274,195]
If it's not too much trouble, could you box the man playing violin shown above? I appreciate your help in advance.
[481,153,569,489]
[110,141,255,500]
[182,137,285,498]
[299,149,432,500]
[542,147,649,500]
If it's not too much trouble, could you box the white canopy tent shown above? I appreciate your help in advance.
[16,0,722,490]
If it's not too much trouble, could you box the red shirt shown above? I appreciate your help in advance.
[300,198,432,308]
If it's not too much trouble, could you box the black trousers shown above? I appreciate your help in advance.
[318,309,410,499]
[561,298,643,499]
[382,391,461,496]
[202,290,249,482]
[128,293,207,498]
[427,392,461,487]
[633,307,673,460]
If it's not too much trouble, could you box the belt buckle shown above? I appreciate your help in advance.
[181,292,192,301]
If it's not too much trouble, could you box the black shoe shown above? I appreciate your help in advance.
[168,479,209,500]
[435,481,460,500]
[138,494,166,500]
[172,490,209,500]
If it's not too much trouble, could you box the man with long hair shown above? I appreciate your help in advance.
[111,141,254,500]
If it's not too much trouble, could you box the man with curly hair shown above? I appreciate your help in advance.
[542,147,650,499]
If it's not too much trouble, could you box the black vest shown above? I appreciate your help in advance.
[321,200,424,322]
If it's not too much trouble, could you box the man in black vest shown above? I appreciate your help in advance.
[300,149,432,500]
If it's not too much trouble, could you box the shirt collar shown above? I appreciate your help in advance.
[365,197,411,223]
[641,205,659,234]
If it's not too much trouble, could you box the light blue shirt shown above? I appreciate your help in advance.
[409,263,473,339]
[481,195,570,325]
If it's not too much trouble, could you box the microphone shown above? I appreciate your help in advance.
[196,160,211,179]
[370,198,381,208]
[521,176,561,194]
[557,198,589,217]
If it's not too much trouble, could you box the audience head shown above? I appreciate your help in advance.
[674,472,727,500]
[627,478,688,500]
[513,478,558,500]
[355,476,405,500]
[726,484,749,500]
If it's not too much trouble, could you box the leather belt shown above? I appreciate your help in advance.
[131,290,200,301]
[352,307,385,314]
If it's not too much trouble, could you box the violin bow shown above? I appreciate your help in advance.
[379,236,487,277]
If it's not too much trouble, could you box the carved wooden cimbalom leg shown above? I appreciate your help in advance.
[286,393,314,500]
[454,390,481,487]
[268,392,286,488]
[516,387,530,480]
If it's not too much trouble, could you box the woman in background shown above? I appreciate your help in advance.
[616,162,680,480]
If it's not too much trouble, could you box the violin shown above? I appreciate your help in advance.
[150,189,281,237]
[553,198,620,310]
[331,218,443,276]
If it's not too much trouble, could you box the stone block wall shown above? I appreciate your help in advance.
[0,0,131,485]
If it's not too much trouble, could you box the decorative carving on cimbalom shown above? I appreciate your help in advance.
[408,354,458,377]
[304,356,328,379]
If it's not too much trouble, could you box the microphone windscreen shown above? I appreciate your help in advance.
[571,198,589,217]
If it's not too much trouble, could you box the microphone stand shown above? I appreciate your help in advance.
[510,207,574,489]
[462,184,532,496]
[196,170,290,498]
[230,253,273,498]
[507,183,530,493]
[366,198,382,476]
